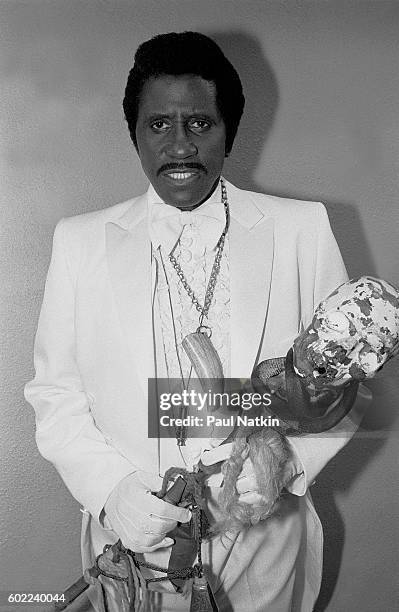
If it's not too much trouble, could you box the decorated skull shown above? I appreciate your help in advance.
[293,276,399,390]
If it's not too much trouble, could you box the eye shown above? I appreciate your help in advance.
[188,118,211,132]
[150,119,170,132]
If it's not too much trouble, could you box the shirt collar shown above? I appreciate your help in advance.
[147,179,227,252]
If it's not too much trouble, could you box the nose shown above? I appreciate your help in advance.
[165,124,198,159]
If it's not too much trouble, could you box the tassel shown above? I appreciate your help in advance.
[189,574,219,612]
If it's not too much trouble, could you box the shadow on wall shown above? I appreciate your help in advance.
[322,197,377,280]
[210,29,279,192]
[211,30,376,281]
[312,369,396,612]
[206,29,388,612]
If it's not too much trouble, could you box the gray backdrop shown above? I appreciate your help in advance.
[1,1,398,611]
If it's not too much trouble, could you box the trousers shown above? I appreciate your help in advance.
[81,487,304,612]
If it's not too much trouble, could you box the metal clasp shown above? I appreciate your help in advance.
[196,325,212,338]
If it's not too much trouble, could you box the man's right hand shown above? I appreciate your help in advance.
[104,471,191,553]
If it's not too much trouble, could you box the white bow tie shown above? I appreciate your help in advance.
[149,199,226,254]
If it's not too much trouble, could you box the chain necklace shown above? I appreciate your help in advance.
[161,178,229,446]
[168,178,229,328]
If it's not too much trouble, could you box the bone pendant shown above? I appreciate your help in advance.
[182,331,224,396]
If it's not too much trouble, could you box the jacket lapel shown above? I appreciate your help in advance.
[106,194,153,397]
[105,181,275,389]
[227,181,275,378]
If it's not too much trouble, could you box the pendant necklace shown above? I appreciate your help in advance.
[159,178,230,446]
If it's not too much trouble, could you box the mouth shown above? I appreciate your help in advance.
[161,168,202,185]
[165,171,198,181]
[158,162,206,184]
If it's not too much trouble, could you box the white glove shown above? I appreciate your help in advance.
[104,471,191,553]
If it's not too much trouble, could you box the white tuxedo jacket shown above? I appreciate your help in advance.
[25,180,369,610]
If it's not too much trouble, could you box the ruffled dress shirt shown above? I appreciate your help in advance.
[148,181,230,472]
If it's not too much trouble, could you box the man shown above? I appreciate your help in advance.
[25,32,369,611]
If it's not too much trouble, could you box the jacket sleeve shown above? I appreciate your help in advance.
[285,203,371,495]
[24,219,135,521]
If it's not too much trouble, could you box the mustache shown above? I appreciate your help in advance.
[157,162,207,176]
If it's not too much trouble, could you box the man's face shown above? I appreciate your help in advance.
[135,74,227,209]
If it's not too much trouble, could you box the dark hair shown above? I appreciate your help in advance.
[123,31,245,155]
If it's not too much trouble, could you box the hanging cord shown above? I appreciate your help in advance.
[130,467,208,586]
[56,469,213,611]
[158,247,191,447]
[158,247,187,387]
[84,541,153,612]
